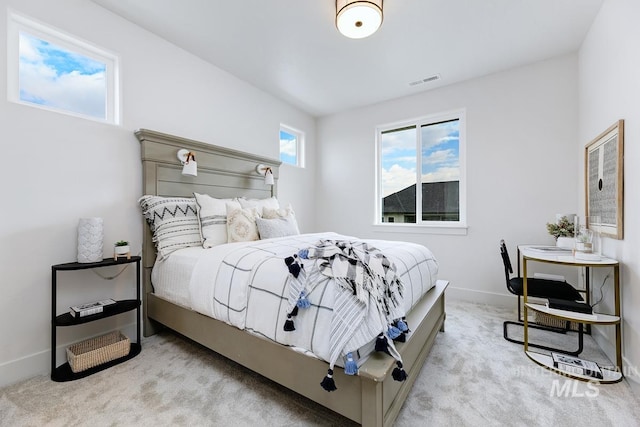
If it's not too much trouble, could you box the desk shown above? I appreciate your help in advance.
[519,245,622,383]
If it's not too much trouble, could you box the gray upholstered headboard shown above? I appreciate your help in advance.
[135,128,281,332]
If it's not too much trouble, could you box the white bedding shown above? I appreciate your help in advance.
[151,232,439,365]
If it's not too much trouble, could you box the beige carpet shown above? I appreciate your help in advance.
[1,300,639,426]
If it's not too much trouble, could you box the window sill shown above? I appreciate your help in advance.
[372,223,468,236]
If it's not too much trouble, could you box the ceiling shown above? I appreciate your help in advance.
[91,0,603,117]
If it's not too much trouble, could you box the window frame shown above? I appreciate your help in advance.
[7,11,120,124]
[374,109,467,234]
[279,124,305,168]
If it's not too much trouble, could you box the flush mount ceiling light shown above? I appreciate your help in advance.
[336,0,383,39]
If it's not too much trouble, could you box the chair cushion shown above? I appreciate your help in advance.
[508,277,582,301]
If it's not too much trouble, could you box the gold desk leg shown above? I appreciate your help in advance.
[614,264,623,372]
[523,258,528,353]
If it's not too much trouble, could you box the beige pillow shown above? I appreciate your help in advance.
[226,205,260,243]
[238,197,280,216]
[262,203,295,220]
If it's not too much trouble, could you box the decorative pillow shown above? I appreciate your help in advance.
[256,214,300,239]
[262,203,296,220]
[138,195,201,260]
[238,196,280,216]
[194,193,241,248]
[226,205,260,243]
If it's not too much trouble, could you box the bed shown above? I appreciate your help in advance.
[136,128,448,426]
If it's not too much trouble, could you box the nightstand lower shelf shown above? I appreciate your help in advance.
[51,343,141,382]
[525,302,620,325]
[526,351,623,383]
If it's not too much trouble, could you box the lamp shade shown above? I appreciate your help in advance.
[264,168,275,186]
[336,0,383,39]
[182,160,197,177]
[177,149,197,176]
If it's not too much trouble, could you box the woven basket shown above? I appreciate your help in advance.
[535,312,581,332]
[67,331,130,373]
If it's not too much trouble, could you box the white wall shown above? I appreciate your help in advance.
[317,55,580,304]
[579,0,640,389]
[0,0,316,386]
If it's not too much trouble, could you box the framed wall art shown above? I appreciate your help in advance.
[584,119,624,239]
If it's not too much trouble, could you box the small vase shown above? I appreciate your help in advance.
[77,218,104,263]
[556,236,574,249]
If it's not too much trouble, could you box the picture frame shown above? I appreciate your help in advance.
[584,120,624,239]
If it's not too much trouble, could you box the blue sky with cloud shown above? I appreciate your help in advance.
[19,31,106,119]
[280,130,297,165]
[381,120,460,197]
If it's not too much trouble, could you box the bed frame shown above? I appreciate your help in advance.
[136,128,448,426]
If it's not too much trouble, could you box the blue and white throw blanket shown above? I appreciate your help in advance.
[284,239,410,391]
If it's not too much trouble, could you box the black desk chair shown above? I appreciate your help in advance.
[501,239,584,355]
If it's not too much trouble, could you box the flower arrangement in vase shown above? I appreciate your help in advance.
[546,216,575,249]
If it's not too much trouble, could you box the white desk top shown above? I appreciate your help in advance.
[518,245,618,266]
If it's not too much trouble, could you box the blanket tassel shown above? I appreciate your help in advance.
[392,361,408,382]
[392,318,408,342]
[284,255,301,278]
[393,333,406,343]
[284,306,298,332]
[396,317,409,332]
[297,290,311,309]
[321,369,337,391]
[375,333,389,353]
[284,315,295,331]
[387,324,402,340]
[344,353,358,375]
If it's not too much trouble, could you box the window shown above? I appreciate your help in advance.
[376,110,466,228]
[279,125,304,167]
[7,12,119,124]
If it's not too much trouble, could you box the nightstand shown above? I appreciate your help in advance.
[51,256,141,382]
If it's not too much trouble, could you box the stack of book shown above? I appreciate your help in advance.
[551,352,603,379]
[70,299,116,318]
[547,298,593,314]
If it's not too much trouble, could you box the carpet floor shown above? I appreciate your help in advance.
[1,300,639,426]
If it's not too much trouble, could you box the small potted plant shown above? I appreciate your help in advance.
[114,240,131,260]
[546,216,575,249]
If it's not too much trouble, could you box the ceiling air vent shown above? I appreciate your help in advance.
[409,74,441,87]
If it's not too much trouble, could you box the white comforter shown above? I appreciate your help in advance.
[153,232,439,365]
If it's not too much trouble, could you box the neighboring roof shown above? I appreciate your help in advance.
[383,182,459,215]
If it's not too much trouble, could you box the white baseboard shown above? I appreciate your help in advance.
[0,350,50,388]
[624,359,640,394]
[0,323,138,388]
[445,285,515,307]
[591,324,616,365]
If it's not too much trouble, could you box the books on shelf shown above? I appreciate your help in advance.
[526,246,573,254]
[551,352,603,379]
[547,298,593,314]
[547,298,598,319]
[533,272,566,281]
[70,299,117,318]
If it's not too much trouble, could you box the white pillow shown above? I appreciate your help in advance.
[138,195,201,260]
[256,214,300,239]
[226,205,260,243]
[262,203,296,220]
[238,196,280,216]
[194,193,241,248]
